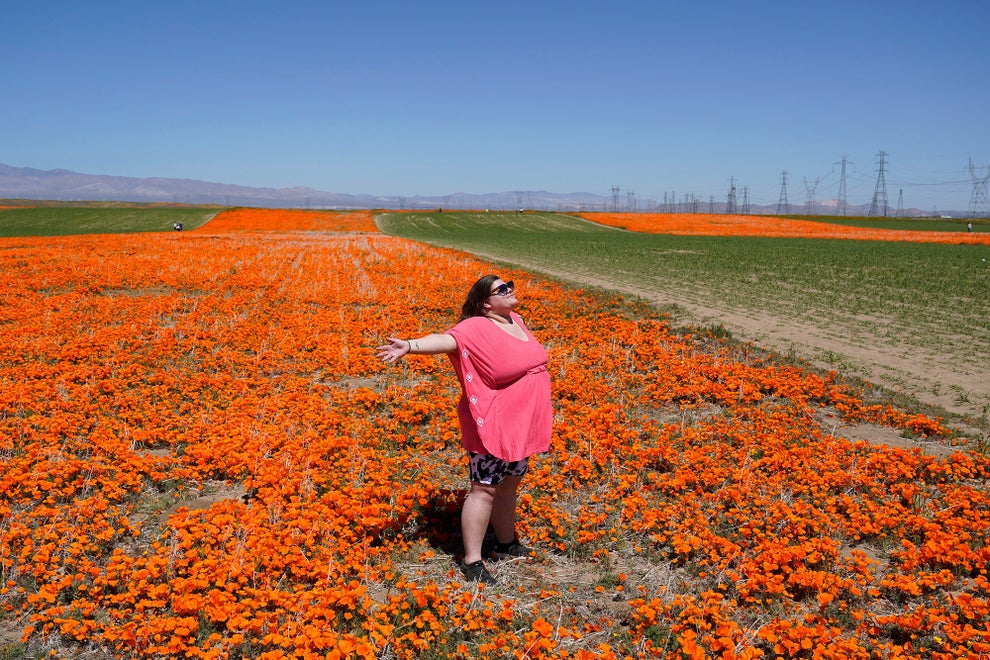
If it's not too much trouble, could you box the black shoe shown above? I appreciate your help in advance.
[492,539,535,560]
[460,560,498,585]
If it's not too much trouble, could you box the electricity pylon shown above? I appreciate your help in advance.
[835,156,850,216]
[868,151,889,217]
[968,159,990,218]
[803,177,820,215]
[776,171,790,214]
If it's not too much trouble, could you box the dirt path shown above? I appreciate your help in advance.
[472,251,988,428]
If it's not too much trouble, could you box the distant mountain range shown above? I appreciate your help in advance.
[0,163,956,216]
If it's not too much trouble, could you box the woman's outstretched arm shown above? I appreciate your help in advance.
[376,333,457,363]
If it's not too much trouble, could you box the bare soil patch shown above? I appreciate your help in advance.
[161,479,247,519]
[0,617,24,651]
[817,408,956,458]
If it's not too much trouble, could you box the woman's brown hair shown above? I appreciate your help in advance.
[460,274,501,321]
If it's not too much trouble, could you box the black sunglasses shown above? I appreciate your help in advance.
[489,281,514,297]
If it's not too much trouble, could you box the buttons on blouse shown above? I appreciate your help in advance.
[466,373,473,382]
[462,349,470,358]
[470,395,477,404]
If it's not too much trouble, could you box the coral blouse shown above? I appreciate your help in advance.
[445,312,552,462]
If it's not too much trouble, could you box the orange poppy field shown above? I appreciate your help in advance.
[1,208,988,658]
[578,212,990,245]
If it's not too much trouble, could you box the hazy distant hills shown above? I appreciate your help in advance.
[0,164,395,209]
[0,163,611,211]
[0,163,948,216]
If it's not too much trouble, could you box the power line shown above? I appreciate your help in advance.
[627,155,976,215]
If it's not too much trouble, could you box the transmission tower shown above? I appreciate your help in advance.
[741,187,751,214]
[968,159,990,218]
[626,191,637,212]
[726,177,737,214]
[836,156,850,216]
[776,171,790,214]
[803,177,820,215]
[895,189,904,217]
[868,151,889,217]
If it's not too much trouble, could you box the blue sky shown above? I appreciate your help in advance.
[4,0,989,211]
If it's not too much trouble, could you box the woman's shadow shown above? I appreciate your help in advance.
[372,487,499,562]
[410,487,469,556]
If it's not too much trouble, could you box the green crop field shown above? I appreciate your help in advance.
[377,211,990,423]
[0,205,219,236]
[374,212,988,349]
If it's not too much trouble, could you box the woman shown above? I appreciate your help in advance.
[376,275,552,584]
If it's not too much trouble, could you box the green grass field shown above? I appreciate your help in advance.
[377,211,990,423]
[375,211,988,349]
[0,205,219,236]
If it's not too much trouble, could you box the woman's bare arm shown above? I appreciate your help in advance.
[376,333,457,363]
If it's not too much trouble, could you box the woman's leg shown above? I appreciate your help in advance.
[490,474,524,544]
[461,481,496,565]
[461,475,524,564]
[461,454,528,565]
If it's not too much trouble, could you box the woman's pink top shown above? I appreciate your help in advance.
[445,312,552,462]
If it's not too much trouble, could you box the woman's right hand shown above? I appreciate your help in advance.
[376,337,410,363]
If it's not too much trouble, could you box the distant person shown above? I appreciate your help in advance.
[173,222,183,231]
[968,222,973,232]
[376,275,552,585]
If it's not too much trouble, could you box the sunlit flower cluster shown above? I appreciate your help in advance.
[0,209,986,658]
[202,208,379,233]
[579,212,990,245]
